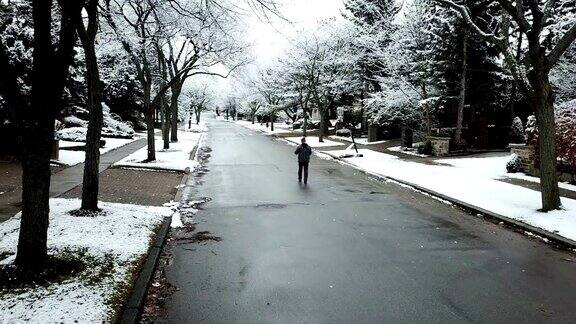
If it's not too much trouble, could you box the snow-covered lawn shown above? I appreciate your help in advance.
[330,135,387,145]
[323,149,576,242]
[506,172,576,191]
[438,152,576,192]
[56,136,141,166]
[234,120,294,135]
[0,198,171,323]
[285,136,345,148]
[113,131,202,173]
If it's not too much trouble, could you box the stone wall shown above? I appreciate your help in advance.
[509,144,535,174]
[428,137,450,156]
[509,144,575,182]
[368,124,381,142]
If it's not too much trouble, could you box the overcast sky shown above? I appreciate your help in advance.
[245,0,345,66]
[191,0,345,104]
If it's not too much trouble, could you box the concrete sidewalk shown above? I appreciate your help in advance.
[0,137,148,222]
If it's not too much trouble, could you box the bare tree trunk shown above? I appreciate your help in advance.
[195,108,201,125]
[170,81,182,142]
[455,30,467,147]
[270,113,274,131]
[18,126,53,270]
[303,110,308,137]
[80,39,103,211]
[78,0,104,211]
[161,97,170,150]
[16,0,78,270]
[509,32,524,120]
[318,109,325,143]
[421,84,431,135]
[144,83,156,161]
[156,49,170,150]
[532,76,561,211]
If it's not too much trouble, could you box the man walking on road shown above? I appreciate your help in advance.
[294,137,312,184]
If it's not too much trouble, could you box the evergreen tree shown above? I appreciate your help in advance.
[343,0,400,93]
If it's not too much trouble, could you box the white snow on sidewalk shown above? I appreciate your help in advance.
[285,136,345,148]
[323,148,576,242]
[113,131,201,173]
[234,120,293,135]
[56,136,140,166]
[330,135,387,145]
[0,198,171,323]
[438,152,576,192]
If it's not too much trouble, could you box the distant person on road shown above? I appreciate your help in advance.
[294,137,312,184]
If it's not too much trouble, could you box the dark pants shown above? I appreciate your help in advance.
[298,162,309,183]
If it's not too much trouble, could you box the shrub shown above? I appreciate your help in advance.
[336,128,351,137]
[506,153,522,173]
[555,100,576,179]
[524,100,576,179]
[57,127,86,142]
[401,127,413,148]
[418,140,433,155]
[509,116,526,144]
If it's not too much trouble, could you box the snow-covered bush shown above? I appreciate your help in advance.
[418,140,433,155]
[336,128,352,137]
[100,50,144,127]
[63,116,88,128]
[555,100,576,179]
[524,101,576,179]
[365,85,422,138]
[506,153,522,173]
[551,44,576,103]
[57,127,87,142]
[102,103,134,138]
[525,115,538,145]
[57,103,134,141]
[509,116,526,144]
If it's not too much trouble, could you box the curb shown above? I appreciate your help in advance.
[120,215,171,324]
[320,150,576,250]
[110,164,191,174]
[119,134,204,324]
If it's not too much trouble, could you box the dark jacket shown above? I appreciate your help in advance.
[295,143,312,163]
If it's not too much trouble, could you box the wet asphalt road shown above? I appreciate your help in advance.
[159,117,576,323]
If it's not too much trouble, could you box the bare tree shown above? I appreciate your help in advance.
[102,0,199,160]
[161,9,248,142]
[435,0,576,211]
[74,0,105,211]
[102,0,159,161]
[186,86,212,125]
[253,68,284,131]
[286,21,358,142]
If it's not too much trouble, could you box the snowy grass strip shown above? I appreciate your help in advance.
[0,198,171,323]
